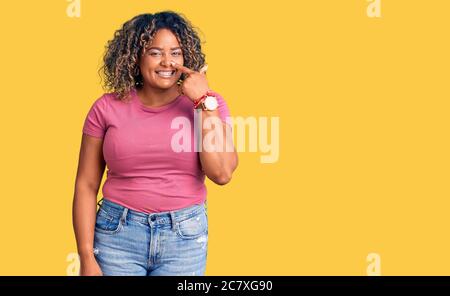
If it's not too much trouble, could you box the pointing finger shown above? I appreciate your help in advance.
[170,61,195,75]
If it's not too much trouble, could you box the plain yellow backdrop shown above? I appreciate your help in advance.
[0,0,449,275]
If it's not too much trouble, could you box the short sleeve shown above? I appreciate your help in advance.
[210,91,231,124]
[82,95,108,139]
[210,92,234,151]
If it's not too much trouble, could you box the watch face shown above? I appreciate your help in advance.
[204,96,218,110]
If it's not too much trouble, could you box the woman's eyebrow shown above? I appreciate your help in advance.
[148,47,182,50]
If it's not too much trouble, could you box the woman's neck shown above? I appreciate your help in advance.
[136,84,181,107]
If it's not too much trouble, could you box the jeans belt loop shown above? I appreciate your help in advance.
[170,211,177,231]
[120,208,129,225]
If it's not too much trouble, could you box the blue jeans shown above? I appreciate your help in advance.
[93,198,209,276]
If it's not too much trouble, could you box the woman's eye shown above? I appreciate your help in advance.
[147,51,181,57]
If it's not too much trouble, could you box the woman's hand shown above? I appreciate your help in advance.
[171,61,209,101]
[80,256,103,276]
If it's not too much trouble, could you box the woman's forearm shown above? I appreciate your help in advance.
[199,109,238,185]
[72,184,98,260]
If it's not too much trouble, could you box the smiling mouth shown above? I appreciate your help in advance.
[155,70,176,78]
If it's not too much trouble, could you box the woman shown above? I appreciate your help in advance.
[72,11,238,276]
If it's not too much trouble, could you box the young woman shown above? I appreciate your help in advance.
[72,11,238,276]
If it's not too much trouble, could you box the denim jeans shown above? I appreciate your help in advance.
[93,198,208,276]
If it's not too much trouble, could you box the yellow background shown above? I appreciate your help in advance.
[0,0,449,275]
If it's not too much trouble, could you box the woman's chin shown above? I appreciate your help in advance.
[149,80,178,90]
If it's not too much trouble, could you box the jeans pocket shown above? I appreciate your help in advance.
[95,208,124,235]
[176,209,208,239]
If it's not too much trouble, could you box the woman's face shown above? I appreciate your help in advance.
[139,28,184,90]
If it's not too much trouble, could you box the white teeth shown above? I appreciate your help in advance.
[156,70,175,77]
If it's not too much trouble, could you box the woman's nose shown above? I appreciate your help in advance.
[161,54,171,67]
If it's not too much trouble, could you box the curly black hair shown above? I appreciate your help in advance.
[100,11,206,100]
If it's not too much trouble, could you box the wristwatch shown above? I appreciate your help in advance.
[200,95,218,111]
[194,91,218,111]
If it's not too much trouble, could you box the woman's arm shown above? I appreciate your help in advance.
[170,61,239,185]
[72,134,105,276]
[199,109,238,185]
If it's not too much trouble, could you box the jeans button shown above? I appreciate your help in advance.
[150,216,156,221]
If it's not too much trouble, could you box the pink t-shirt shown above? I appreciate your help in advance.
[82,88,231,213]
